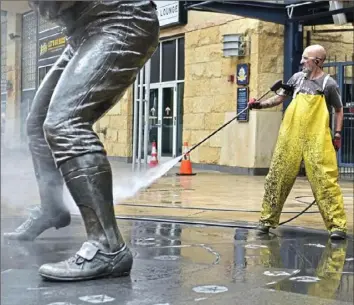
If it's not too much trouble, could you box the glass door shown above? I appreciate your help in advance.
[148,88,159,156]
[148,84,177,160]
[160,85,177,159]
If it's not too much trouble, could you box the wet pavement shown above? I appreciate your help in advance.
[1,215,354,305]
[1,150,353,233]
[1,150,354,304]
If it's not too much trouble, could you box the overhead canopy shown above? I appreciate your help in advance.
[184,0,354,26]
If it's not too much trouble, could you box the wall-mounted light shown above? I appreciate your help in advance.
[222,34,249,57]
[9,33,21,40]
[6,80,13,92]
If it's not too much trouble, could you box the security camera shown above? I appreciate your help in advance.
[9,33,21,40]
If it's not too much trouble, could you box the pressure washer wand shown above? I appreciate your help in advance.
[185,79,283,156]
[186,106,249,155]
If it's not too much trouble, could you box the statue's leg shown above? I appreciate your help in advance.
[37,1,159,281]
[4,46,74,241]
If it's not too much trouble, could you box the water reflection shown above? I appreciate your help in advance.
[233,228,353,301]
[130,221,182,258]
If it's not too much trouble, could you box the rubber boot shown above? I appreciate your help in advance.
[38,153,132,281]
[330,230,346,240]
[4,156,71,241]
[256,222,270,235]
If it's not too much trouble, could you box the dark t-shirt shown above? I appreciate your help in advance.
[287,72,343,110]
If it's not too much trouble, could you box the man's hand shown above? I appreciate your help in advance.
[248,98,262,110]
[333,132,341,151]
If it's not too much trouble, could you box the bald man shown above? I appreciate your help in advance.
[248,44,347,240]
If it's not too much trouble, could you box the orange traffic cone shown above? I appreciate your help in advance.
[177,142,196,176]
[149,141,158,168]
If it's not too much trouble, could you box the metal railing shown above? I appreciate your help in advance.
[323,59,354,180]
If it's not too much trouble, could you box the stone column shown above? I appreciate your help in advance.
[253,22,285,172]
[3,11,22,151]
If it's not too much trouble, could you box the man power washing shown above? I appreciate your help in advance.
[248,44,347,240]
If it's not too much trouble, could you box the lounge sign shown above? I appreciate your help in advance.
[155,1,187,28]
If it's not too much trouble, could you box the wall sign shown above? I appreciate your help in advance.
[155,1,187,28]
[236,63,250,86]
[237,87,249,122]
[38,32,66,61]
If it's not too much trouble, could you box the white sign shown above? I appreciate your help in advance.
[156,1,180,27]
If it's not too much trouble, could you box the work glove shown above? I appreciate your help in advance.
[248,98,262,110]
[333,133,341,151]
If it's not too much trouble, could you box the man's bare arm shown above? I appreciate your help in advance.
[260,94,288,109]
[334,107,343,133]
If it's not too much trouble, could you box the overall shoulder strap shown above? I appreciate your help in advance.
[322,74,330,91]
[292,75,305,99]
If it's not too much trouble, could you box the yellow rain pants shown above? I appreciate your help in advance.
[260,89,347,233]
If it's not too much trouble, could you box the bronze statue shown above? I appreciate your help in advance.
[4,0,159,281]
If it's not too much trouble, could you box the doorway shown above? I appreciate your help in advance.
[149,83,178,161]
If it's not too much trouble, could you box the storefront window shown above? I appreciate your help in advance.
[177,38,185,80]
[22,12,37,90]
[1,10,7,98]
[162,40,176,82]
[135,36,185,158]
[150,44,160,84]
[39,16,58,33]
[140,36,184,84]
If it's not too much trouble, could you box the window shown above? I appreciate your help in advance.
[162,40,176,82]
[140,36,185,84]
[38,65,52,86]
[1,10,7,95]
[150,44,160,83]
[177,38,185,80]
[39,16,58,33]
[22,12,37,90]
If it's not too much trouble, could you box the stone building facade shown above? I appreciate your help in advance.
[95,8,353,173]
[1,1,353,172]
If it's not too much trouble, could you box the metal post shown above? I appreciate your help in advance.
[144,59,151,169]
[283,21,303,110]
[132,77,138,171]
[138,69,144,171]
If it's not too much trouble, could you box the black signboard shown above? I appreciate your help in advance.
[236,87,249,122]
[38,32,66,61]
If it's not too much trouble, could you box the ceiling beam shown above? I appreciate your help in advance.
[185,1,287,24]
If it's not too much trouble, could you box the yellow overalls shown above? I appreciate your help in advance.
[260,75,347,233]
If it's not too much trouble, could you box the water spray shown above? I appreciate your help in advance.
[111,79,316,228]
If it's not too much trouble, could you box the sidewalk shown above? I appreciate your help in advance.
[2,152,353,305]
[111,160,353,234]
[1,151,353,234]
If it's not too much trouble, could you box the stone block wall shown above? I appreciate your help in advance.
[183,18,285,169]
[94,87,133,159]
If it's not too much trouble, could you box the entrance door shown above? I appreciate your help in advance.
[148,84,177,161]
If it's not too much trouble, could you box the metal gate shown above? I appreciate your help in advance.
[323,61,354,179]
